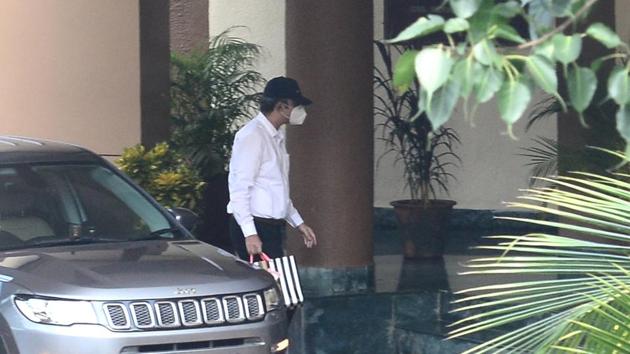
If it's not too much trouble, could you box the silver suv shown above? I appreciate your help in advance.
[0,137,288,354]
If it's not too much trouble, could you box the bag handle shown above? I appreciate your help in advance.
[249,252,272,264]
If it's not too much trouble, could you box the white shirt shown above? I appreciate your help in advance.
[227,112,304,237]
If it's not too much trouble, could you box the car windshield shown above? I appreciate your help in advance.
[0,163,183,251]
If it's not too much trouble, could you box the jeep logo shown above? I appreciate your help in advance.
[175,288,197,295]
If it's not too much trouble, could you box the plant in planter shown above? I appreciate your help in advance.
[375,41,460,258]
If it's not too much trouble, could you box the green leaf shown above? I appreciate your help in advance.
[590,57,604,73]
[453,58,482,97]
[494,1,521,18]
[473,39,499,66]
[428,79,460,130]
[450,0,482,18]
[498,79,532,125]
[393,50,419,92]
[415,47,454,99]
[608,67,630,105]
[549,0,572,16]
[526,55,558,94]
[567,66,596,113]
[552,34,582,65]
[468,0,495,42]
[455,42,467,55]
[495,23,526,44]
[586,23,621,49]
[475,66,504,103]
[415,88,428,118]
[534,40,555,60]
[616,104,630,141]
[528,0,554,39]
[384,15,445,43]
[444,18,469,34]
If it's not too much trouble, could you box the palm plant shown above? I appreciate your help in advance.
[448,151,630,353]
[520,96,626,183]
[374,41,460,204]
[519,136,558,187]
[170,29,263,179]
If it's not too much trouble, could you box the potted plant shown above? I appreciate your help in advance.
[374,41,460,258]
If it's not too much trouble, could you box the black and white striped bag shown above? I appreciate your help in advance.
[250,253,304,308]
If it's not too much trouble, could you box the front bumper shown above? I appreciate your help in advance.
[3,307,287,354]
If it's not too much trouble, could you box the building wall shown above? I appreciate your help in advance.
[615,0,630,42]
[0,0,142,155]
[208,0,286,79]
[372,0,557,210]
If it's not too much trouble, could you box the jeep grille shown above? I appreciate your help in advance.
[103,293,265,331]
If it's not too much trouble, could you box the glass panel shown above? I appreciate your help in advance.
[0,163,179,250]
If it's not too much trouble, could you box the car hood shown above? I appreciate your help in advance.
[0,240,273,300]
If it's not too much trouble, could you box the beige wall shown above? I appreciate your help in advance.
[373,0,557,209]
[616,0,630,42]
[0,0,141,155]
[208,0,286,79]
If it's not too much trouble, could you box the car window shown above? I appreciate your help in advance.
[0,164,179,250]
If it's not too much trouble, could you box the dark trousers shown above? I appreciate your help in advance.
[229,216,285,261]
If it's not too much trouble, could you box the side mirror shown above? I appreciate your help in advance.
[169,207,200,232]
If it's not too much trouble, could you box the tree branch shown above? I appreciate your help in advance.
[515,0,599,51]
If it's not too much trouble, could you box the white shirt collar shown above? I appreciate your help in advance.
[255,112,284,141]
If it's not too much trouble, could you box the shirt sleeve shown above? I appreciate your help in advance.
[228,131,264,237]
[285,199,304,228]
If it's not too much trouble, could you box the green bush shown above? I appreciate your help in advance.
[116,142,206,212]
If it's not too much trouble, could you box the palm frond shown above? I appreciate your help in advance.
[519,136,558,187]
[449,171,630,353]
[170,28,263,178]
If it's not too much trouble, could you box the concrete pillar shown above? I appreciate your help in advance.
[285,0,374,293]
[140,0,171,148]
[169,0,209,54]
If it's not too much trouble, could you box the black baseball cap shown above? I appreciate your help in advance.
[263,77,313,106]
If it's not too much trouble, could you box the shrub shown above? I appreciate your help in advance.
[117,142,206,212]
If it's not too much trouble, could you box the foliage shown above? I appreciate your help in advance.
[519,135,558,186]
[170,29,263,179]
[519,96,626,185]
[387,0,630,155]
[449,153,630,353]
[375,41,460,202]
[117,143,206,212]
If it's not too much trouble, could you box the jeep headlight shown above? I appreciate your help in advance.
[15,296,98,326]
[264,287,282,312]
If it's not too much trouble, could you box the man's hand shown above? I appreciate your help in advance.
[298,224,317,248]
[245,234,263,255]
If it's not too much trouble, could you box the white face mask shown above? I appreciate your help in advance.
[288,105,307,125]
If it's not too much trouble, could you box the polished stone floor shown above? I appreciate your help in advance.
[373,228,556,295]
[289,213,554,354]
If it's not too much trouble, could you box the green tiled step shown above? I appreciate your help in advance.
[288,290,484,354]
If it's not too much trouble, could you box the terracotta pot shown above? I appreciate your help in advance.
[390,199,456,259]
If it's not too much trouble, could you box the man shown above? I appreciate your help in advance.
[227,77,317,260]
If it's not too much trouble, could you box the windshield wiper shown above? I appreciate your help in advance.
[23,236,125,248]
[133,227,181,241]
